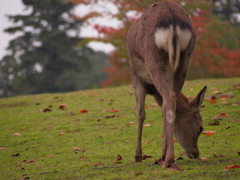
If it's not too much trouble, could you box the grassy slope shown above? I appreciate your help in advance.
[0,78,240,180]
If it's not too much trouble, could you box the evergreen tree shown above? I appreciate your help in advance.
[0,0,102,96]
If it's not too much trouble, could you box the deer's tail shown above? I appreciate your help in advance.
[155,25,192,72]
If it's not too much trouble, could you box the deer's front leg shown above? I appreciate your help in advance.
[132,74,146,162]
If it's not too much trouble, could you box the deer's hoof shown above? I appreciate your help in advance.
[134,155,142,162]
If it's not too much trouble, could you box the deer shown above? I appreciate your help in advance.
[127,1,207,169]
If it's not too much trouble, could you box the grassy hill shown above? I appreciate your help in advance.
[0,78,240,179]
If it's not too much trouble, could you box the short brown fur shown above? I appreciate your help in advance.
[127,1,207,168]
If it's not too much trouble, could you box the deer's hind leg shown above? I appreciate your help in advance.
[131,71,146,162]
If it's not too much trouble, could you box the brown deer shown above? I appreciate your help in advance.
[127,1,207,169]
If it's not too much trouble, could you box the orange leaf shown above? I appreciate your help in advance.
[89,94,97,97]
[219,113,227,117]
[116,155,122,161]
[0,148,6,150]
[111,109,119,113]
[220,96,228,100]
[80,109,88,113]
[73,148,81,151]
[59,133,65,136]
[173,139,177,143]
[210,99,217,103]
[225,165,240,169]
[203,131,216,136]
[144,106,150,109]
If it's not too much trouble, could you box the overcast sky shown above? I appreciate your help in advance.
[0,1,118,59]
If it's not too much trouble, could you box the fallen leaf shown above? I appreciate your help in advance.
[225,126,230,129]
[80,109,88,113]
[225,165,240,170]
[213,90,220,94]
[214,154,225,157]
[0,147,6,150]
[144,106,150,109]
[59,104,67,110]
[113,161,122,164]
[67,112,75,116]
[231,103,239,106]
[116,155,122,161]
[213,116,222,121]
[135,172,143,176]
[13,133,21,136]
[142,155,152,160]
[73,148,81,151]
[143,124,151,127]
[173,139,177,142]
[128,121,135,125]
[230,120,240,123]
[203,131,216,136]
[102,109,108,112]
[210,99,217,103]
[41,108,52,112]
[208,121,220,126]
[111,109,119,113]
[187,96,194,100]
[197,157,208,160]
[12,153,20,157]
[170,164,182,171]
[154,158,164,165]
[124,139,131,143]
[210,87,217,90]
[219,113,228,117]
[89,94,97,97]
[220,95,228,100]
[26,160,36,163]
[59,133,65,136]
[151,103,158,107]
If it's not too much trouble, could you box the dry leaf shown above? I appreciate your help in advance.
[143,124,151,127]
[73,148,81,151]
[12,153,20,157]
[219,113,227,117]
[89,94,97,97]
[210,99,217,103]
[214,154,225,157]
[116,155,122,161]
[80,109,88,113]
[208,121,220,126]
[13,133,21,136]
[151,103,158,107]
[197,157,208,160]
[0,147,6,150]
[124,139,131,143]
[26,160,36,163]
[225,165,240,169]
[203,131,216,136]
[170,164,182,171]
[59,133,65,136]
[59,104,67,110]
[144,106,150,109]
[128,121,135,125]
[41,108,52,112]
[111,109,119,113]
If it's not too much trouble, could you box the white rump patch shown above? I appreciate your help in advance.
[154,25,173,51]
[176,26,192,51]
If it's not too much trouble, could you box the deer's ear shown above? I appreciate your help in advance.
[190,86,207,108]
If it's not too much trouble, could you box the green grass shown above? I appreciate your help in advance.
[0,77,240,180]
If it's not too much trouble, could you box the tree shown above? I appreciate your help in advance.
[0,0,108,96]
[71,0,240,86]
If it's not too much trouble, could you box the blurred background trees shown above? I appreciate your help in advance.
[0,0,108,96]
[1,0,239,97]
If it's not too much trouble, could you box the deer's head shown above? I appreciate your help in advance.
[174,86,207,159]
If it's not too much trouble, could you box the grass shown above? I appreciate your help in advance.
[0,77,240,180]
